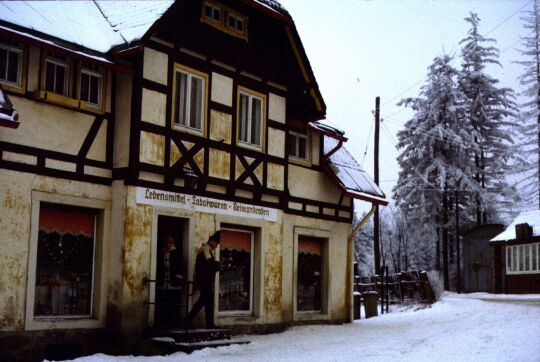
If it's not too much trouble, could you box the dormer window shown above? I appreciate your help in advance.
[228,13,244,33]
[288,130,309,161]
[79,62,102,107]
[204,2,222,23]
[45,51,68,96]
[201,1,248,41]
[0,37,22,88]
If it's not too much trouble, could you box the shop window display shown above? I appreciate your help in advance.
[219,229,253,312]
[297,236,323,312]
[34,203,96,317]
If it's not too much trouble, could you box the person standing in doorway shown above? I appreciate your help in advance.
[184,231,221,329]
[156,235,184,325]
[158,235,184,288]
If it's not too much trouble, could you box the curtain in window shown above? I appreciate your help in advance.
[219,229,252,312]
[35,203,95,316]
[190,76,203,129]
[250,97,261,145]
[176,72,188,126]
[297,237,323,311]
[239,93,249,142]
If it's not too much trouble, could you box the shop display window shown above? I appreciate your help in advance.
[297,236,323,312]
[34,203,96,317]
[218,229,253,313]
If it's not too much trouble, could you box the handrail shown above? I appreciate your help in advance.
[143,278,195,333]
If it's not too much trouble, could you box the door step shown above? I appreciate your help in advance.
[141,327,250,354]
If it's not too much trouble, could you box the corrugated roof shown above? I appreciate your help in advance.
[323,137,387,205]
[0,1,174,53]
[490,210,540,242]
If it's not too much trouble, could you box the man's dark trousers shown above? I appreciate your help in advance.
[185,282,214,327]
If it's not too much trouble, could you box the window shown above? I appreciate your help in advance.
[34,203,96,317]
[238,88,265,148]
[201,1,248,40]
[506,242,540,274]
[228,13,245,33]
[288,131,309,160]
[45,51,68,96]
[218,229,254,314]
[0,37,22,87]
[297,236,324,312]
[204,2,222,23]
[173,65,207,133]
[79,62,102,107]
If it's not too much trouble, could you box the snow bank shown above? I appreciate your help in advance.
[66,293,540,362]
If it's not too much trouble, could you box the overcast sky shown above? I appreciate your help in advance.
[279,0,531,213]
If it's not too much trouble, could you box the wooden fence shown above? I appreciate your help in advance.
[354,270,436,305]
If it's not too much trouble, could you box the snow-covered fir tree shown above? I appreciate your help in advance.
[516,0,540,210]
[459,13,518,223]
[393,54,477,287]
[353,212,374,276]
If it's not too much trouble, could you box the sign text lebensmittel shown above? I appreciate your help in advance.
[135,187,278,222]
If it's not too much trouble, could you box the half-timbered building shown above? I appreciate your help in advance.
[0,0,386,359]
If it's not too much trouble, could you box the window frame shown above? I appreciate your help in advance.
[172,63,208,136]
[25,191,110,331]
[78,61,104,110]
[506,242,540,275]
[288,130,311,164]
[216,227,255,316]
[292,227,330,321]
[236,86,266,151]
[201,1,248,41]
[0,37,27,94]
[43,51,70,96]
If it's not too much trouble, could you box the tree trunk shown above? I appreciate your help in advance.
[442,193,450,290]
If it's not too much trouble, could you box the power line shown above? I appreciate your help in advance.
[361,117,374,167]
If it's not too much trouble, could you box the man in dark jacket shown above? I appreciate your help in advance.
[184,231,221,329]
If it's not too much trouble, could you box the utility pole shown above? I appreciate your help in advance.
[374,96,381,275]
[455,189,461,293]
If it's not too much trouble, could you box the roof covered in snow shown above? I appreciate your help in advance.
[0,1,291,54]
[309,120,345,139]
[323,137,387,205]
[0,1,174,53]
[490,210,540,242]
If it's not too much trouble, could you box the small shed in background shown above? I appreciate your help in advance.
[490,210,540,294]
[462,224,504,293]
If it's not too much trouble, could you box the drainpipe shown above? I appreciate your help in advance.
[346,203,377,322]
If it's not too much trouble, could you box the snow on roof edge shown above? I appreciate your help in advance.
[490,210,540,242]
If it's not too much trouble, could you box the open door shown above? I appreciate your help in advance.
[154,216,186,327]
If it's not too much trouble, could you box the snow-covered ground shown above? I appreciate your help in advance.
[69,293,540,362]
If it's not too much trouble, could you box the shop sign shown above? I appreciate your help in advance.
[135,187,278,222]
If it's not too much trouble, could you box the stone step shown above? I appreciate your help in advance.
[144,327,232,343]
[148,337,250,354]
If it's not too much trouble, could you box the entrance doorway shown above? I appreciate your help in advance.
[154,216,186,327]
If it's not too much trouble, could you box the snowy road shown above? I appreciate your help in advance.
[73,293,540,362]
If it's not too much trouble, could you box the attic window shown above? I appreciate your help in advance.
[79,62,102,107]
[45,51,68,96]
[288,130,309,161]
[228,14,244,33]
[0,37,22,88]
[204,2,222,23]
[201,1,248,41]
